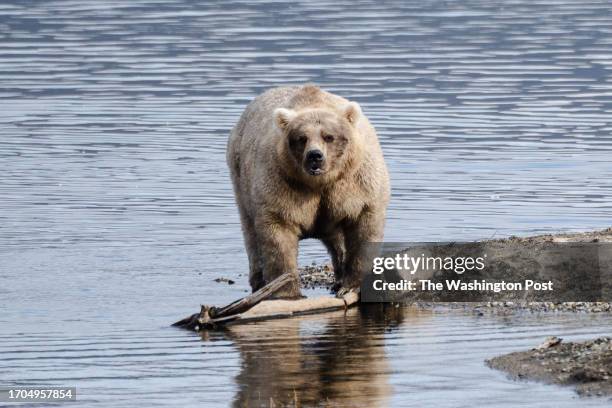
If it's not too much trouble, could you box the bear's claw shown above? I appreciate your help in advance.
[334,286,359,299]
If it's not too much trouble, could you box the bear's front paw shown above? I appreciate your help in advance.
[268,279,303,300]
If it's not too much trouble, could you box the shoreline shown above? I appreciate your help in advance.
[299,227,612,313]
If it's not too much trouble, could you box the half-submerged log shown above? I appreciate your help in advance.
[173,272,359,330]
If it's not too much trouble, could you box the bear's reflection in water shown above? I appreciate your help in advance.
[206,304,411,407]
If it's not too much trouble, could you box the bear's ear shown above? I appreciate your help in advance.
[343,102,361,125]
[274,108,297,131]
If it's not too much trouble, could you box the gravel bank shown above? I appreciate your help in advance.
[299,227,612,313]
[487,337,612,397]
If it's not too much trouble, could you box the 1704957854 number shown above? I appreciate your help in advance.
[1,387,76,402]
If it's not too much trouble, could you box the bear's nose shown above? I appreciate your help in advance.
[306,149,324,162]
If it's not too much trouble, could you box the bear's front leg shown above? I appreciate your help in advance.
[257,221,302,298]
[341,207,386,292]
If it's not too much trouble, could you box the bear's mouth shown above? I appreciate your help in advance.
[306,162,325,176]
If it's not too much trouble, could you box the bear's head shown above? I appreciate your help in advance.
[273,102,363,183]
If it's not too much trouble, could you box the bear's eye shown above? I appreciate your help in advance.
[323,134,334,143]
[298,135,307,144]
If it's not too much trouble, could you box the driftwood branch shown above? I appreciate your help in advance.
[209,272,296,318]
[173,272,359,331]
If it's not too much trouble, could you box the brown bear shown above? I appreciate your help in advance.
[227,85,390,297]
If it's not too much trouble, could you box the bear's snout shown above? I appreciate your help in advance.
[305,149,325,175]
[306,149,324,163]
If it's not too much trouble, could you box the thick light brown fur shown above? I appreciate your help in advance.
[227,85,390,297]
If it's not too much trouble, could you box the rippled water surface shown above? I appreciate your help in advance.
[1,0,611,406]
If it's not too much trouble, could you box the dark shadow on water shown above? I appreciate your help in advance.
[200,304,411,407]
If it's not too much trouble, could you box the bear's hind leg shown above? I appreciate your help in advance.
[322,231,346,292]
[342,208,385,290]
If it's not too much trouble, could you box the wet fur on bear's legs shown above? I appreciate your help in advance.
[342,208,385,289]
[256,221,302,298]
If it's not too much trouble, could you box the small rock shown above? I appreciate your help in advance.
[214,277,235,285]
[536,336,563,350]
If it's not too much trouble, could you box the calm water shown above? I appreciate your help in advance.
[1,0,612,406]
